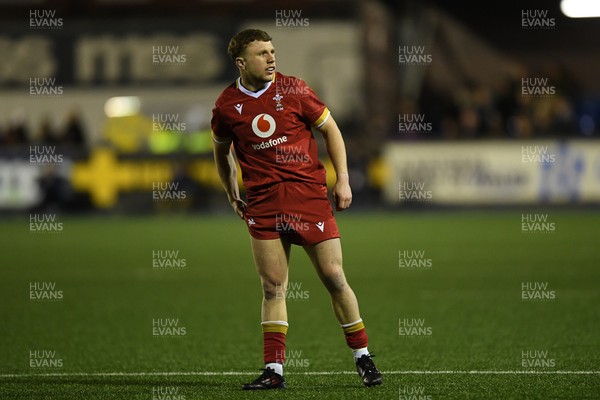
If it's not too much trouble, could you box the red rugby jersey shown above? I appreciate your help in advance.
[211,72,330,191]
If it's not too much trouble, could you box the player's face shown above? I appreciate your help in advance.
[238,40,276,84]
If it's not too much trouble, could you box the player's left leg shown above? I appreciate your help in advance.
[303,238,359,323]
[304,238,382,387]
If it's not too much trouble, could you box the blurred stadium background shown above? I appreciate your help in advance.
[1,0,599,399]
[1,0,599,212]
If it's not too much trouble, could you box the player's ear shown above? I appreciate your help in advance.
[235,57,246,70]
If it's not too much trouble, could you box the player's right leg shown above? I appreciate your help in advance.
[243,237,291,390]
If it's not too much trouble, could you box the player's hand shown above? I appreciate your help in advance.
[333,174,352,211]
[230,198,247,219]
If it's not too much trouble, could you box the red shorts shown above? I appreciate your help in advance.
[244,181,340,245]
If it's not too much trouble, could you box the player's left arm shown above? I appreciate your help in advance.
[318,116,352,211]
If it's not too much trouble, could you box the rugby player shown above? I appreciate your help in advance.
[211,28,382,390]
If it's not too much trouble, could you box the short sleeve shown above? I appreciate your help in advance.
[299,81,330,128]
[210,105,233,143]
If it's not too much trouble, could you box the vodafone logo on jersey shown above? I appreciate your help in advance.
[250,113,287,150]
[251,113,276,138]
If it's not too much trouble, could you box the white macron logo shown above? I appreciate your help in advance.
[247,218,256,226]
[315,221,324,232]
[234,104,243,114]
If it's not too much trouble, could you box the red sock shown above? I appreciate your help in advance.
[342,319,368,349]
[262,321,288,364]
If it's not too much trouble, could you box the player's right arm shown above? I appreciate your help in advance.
[212,137,246,219]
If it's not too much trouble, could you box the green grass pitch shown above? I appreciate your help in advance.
[1,210,599,399]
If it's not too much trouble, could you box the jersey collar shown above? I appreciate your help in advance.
[236,75,275,98]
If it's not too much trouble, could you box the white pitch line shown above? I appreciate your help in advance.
[0,370,599,378]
